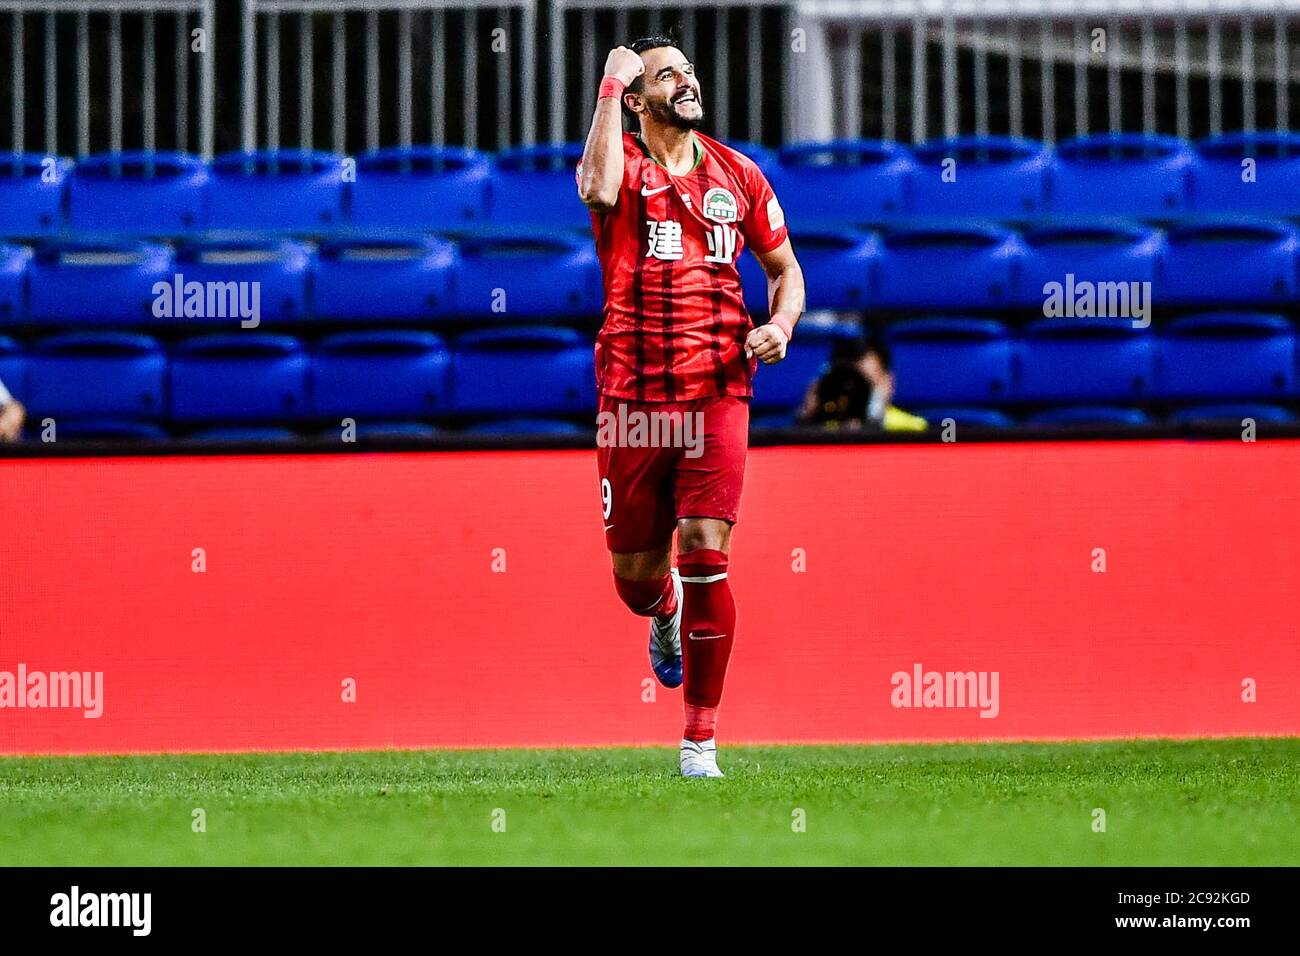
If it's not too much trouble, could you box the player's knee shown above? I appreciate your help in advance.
[676,518,731,554]
[611,546,671,581]
[613,572,669,616]
[611,547,672,615]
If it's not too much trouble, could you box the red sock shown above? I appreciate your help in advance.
[684,702,718,742]
[678,548,735,741]
[613,572,678,620]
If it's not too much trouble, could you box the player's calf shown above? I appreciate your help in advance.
[678,547,736,746]
[612,567,683,689]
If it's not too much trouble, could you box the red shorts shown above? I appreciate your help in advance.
[595,394,750,554]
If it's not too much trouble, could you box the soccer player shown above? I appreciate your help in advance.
[577,37,805,777]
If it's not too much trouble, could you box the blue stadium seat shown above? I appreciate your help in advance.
[26,332,165,418]
[170,334,309,423]
[351,147,489,227]
[875,224,1023,309]
[313,237,457,321]
[52,419,169,441]
[727,142,778,171]
[310,331,451,418]
[0,154,71,235]
[1169,403,1296,424]
[0,244,31,324]
[910,407,1013,428]
[1028,406,1151,426]
[887,318,1013,405]
[1013,221,1170,310]
[738,251,768,316]
[1050,134,1196,217]
[751,411,796,429]
[463,418,584,435]
[1161,219,1299,307]
[453,233,601,317]
[1016,318,1156,403]
[1014,222,1165,309]
[345,421,439,438]
[1192,132,1300,216]
[489,144,588,231]
[1157,312,1296,400]
[451,326,595,415]
[67,152,209,233]
[911,136,1051,218]
[188,426,299,441]
[28,240,173,326]
[769,140,915,226]
[751,321,859,411]
[0,336,26,401]
[209,150,347,231]
[740,230,879,314]
[171,239,313,326]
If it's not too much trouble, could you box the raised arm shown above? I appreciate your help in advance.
[576,47,644,213]
[745,238,806,364]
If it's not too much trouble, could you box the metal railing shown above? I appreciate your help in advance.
[792,1,1300,144]
[239,0,537,154]
[239,1,789,152]
[6,0,1300,165]
[1,0,215,159]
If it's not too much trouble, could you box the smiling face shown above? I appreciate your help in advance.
[627,45,704,131]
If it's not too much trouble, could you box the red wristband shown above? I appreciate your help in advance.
[768,314,794,341]
[599,76,626,100]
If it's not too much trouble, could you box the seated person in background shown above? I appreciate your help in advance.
[0,376,23,443]
[797,335,926,432]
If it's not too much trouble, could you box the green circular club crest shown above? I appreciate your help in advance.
[702,187,738,223]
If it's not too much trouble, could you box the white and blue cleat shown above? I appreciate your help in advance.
[680,738,724,778]
[648,568,684,688]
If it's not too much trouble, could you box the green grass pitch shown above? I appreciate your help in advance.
[1,737,1296,866]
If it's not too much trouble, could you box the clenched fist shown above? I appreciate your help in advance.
[745,322,789,365]
[604,46,645,86]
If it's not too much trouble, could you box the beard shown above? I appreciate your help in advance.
[647,94,706,131]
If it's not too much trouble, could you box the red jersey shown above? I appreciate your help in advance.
[583,131,789,402]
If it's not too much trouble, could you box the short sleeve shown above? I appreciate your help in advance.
[0,376,10,406]
[739,163,788,256]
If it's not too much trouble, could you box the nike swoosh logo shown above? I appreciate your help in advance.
[604,524,615,531]
[640,183,672,197]
[688,632,725,641]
